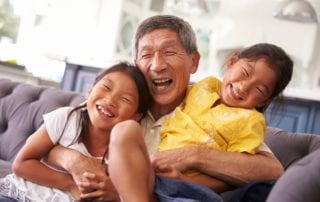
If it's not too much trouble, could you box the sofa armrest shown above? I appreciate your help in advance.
[265,127,320,169]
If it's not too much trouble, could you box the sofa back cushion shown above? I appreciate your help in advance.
[0,78,85,176]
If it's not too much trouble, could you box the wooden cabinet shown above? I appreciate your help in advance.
[265,98,320,135]
[309,102,320,134]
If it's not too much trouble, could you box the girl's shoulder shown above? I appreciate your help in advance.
[192,76,221,92]
[44,106,76,118]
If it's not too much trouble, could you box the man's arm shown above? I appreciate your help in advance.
[152,146,284,186]
[46,145,95,175]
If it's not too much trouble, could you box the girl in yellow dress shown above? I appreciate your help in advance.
[159,43,293,175]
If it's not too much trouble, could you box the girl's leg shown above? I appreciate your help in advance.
[108,120,155,202]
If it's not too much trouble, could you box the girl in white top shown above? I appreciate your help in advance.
[0,62,152,201]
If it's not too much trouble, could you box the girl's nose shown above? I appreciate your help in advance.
[103,96,116,107]
[239,82,249,94]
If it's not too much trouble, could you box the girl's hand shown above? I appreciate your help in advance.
[78,172,120,201]
[69,184,82,201]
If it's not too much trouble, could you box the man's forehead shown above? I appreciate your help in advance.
[139,29,178,41]
[137,32,181,51]
[138,39,179,50]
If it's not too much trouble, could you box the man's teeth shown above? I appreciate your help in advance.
[154,79,170,84]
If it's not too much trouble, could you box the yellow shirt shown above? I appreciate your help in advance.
[158,76,266,154]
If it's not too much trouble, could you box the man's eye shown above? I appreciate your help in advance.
[164,51,175,56]
[141,53,152,59]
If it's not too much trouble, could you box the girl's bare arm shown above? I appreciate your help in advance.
[12,126,80,198]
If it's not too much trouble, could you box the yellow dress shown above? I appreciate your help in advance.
[159,76,266,154]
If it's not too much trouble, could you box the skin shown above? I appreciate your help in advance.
[47,28,284,199]
[12,71,142,201]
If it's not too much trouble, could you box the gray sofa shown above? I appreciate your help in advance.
[1,78,320,201]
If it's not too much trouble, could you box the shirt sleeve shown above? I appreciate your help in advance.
[43,106,73,144]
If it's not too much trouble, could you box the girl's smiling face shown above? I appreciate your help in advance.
[86,71,142,132]
[220,57,277,110]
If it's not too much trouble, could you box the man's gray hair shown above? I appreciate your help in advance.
[133,15,198,59]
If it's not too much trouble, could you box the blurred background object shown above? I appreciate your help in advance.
[273,0,318,23]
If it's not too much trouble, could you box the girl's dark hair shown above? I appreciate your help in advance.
[62,62,152,144]
[236,43,293,112]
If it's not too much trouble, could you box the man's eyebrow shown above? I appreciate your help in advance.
[138,39,179,52]
[138,45,151,52]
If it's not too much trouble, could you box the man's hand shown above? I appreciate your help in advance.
[151,147,197,172]
[154,163,183,179]
[68,156,105,186]
[78,172,120,201]
[67,157,120,201]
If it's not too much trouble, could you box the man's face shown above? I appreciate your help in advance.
[135,29,199,114]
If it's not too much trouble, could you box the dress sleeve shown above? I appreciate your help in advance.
[227,110,266,154]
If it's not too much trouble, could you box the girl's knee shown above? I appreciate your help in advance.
[110,120,143,144]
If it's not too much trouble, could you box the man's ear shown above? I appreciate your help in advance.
[190,51,200,74]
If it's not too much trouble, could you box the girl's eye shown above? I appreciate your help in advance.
[256,87,265,95]
[103,85,111,91]
[242,67,249,77]
[121,97,131,103]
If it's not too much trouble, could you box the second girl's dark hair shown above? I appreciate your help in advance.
[62,62,152,144]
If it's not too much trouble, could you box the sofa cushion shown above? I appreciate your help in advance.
[0,78,85,177]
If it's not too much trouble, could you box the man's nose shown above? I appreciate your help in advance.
[150,52,166,72]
